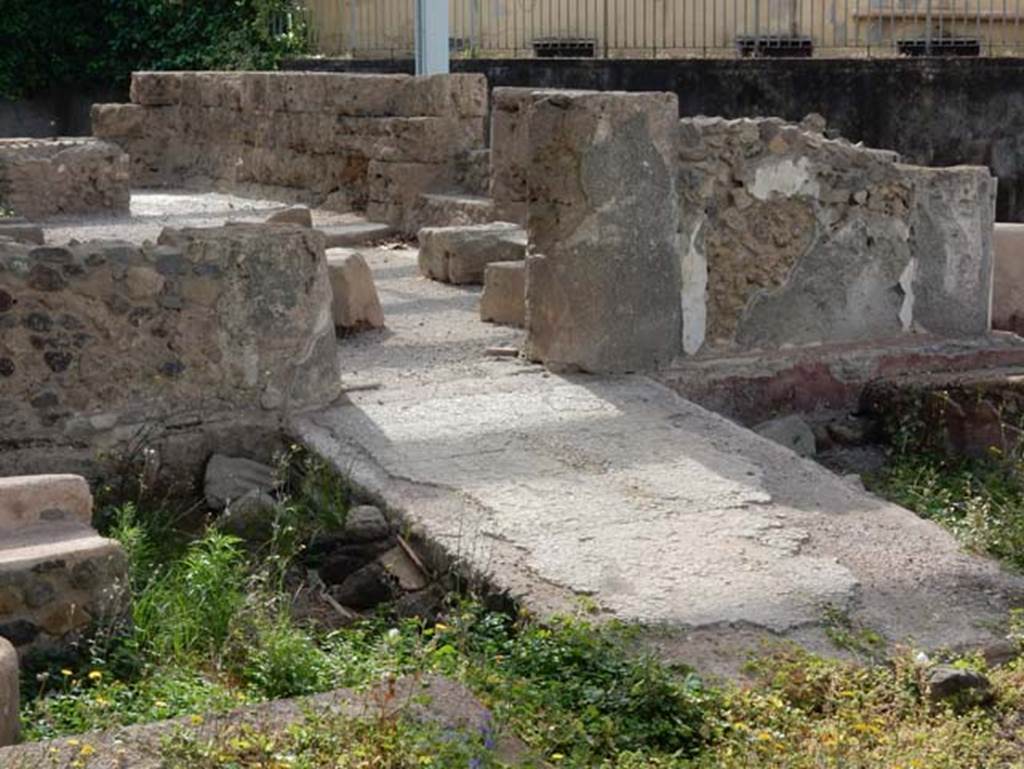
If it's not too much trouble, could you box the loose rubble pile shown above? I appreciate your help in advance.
[203,454,440,620]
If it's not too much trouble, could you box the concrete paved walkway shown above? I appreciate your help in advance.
[295,245,1024,676]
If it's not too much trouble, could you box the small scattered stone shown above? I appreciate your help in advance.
[326,250,385,331]
[266,206,313,228]
[394,584,447,622]
[754,415,817,458]
[204,454,276,510]
[219,490,279,543]
[378,545,429,592]
[927,665,991,706]
[329,562,395,610]
[342,505,391,543]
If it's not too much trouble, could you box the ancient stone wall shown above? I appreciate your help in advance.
[678,116,996,356]
[91,72,488,231]
[0,138,129,220]
[0,225,340,477]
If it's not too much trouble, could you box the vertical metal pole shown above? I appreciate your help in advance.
[604,0,610,56]
[925,0,932,54]
[416,0,451,74]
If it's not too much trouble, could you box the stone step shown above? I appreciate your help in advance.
[411,193,495,234]
[418,222,526,285]
[481,260,526,327]
[318,222,396,249]
[0,522,128,651]
[0,474,92,530]
[0,222,44,245]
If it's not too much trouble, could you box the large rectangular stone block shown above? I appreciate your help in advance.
[993,222,1024,334]
[525,91,682,373]
[130,72,183,106]
[91,103,145,138]
[489,88,548,225]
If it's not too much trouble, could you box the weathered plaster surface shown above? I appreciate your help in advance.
[677,116,996,356]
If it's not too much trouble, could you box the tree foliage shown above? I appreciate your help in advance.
[0,0,310,100]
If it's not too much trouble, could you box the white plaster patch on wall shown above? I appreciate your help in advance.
[898,257,918,332]
[749,157,820,202]
[681,219,708,355]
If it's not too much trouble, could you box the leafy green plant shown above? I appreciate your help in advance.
[236,615,334,700]
[868,452,1024,570]
[0,0,311,100]
[133,530,248,662]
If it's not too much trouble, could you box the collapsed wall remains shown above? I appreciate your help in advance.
[0,225,340,479]
[0,138,129,220]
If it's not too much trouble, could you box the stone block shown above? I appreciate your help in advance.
[319,222,395,248]
[91,103,145,138]
[392,73,489,118]
[204,455,277,511]
[0,524,128,654]
[481,261,526,326]
[526,91,682,373]
[489,88,547,225]
[0,222,44,245]
[993,222,1024,334]
[902,164,995,338]
[417,222,526,285]
[0,475,92,530]
[410,193,495,235]
[0,637,16,747]
[330,74,411,116]
[266,205,313,228]
[327,249,385,331]
[130,71,183,106]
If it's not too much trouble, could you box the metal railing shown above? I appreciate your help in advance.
[302,0,1024,58]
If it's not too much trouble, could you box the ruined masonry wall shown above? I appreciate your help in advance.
[679,117,996,356]
[0,138,129,220]
[91,72,488,230]
[0,226,341,463]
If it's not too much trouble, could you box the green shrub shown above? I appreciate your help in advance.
[238,616,334,700]
[0,0,310,100]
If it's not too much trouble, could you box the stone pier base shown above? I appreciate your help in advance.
[525,91,682,373]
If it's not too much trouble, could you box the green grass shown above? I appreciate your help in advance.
[867,451,1024,571]
[18,449,1024,768]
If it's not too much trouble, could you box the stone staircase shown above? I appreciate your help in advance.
[0,475,128,655]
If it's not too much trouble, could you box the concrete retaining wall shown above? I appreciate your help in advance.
[91,71,488,230]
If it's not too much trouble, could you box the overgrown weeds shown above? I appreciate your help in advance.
[18,448,1024,768]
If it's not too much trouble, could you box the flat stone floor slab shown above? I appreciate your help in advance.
[295,246,1024,677]
[43,190,366,244]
